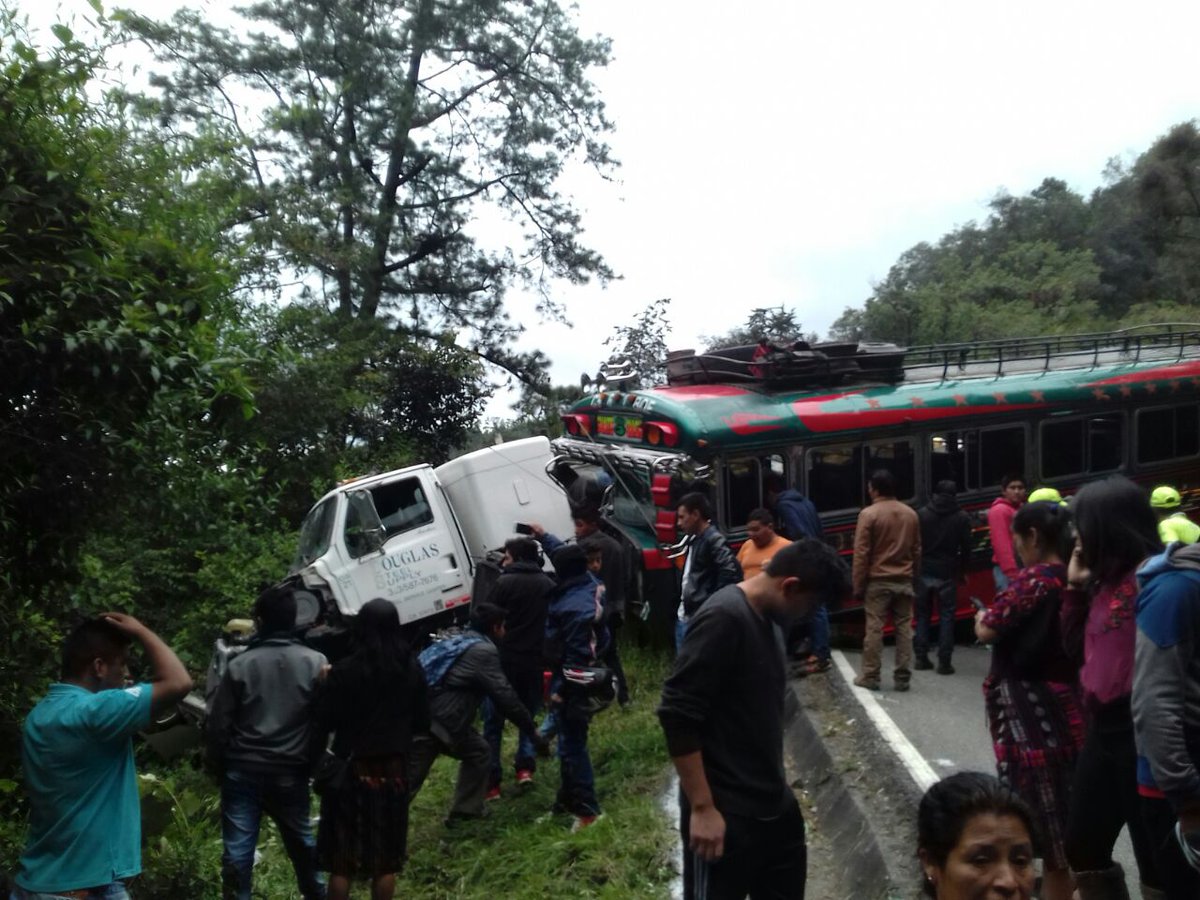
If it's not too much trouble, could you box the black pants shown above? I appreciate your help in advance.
[602,615,629,704]
[680,796,806,900]
[1064,707,1161,888]
[1141,795,1200,899]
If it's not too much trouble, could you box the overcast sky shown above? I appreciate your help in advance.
[18,0,1200,418]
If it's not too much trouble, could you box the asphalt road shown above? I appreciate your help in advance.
[837,642,1141,891]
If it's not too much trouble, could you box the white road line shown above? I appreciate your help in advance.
[831,650,939,792]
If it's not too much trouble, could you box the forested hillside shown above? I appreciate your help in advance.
[829,124,1200,345]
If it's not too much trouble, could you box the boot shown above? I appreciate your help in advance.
[1072,863,1131,900]
[1140,884,1167,900]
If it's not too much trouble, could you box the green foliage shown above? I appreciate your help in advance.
[120,0,618,385]
[832,127,1200,345]
[702,305,817,350]
[603,297,672,387]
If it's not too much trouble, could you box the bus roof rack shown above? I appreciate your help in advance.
[661,324,1200,390]
[903,323,1200,382]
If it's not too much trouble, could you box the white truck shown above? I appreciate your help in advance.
[276,436,575,646]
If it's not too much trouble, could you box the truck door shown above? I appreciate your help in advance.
[336,471,470,624]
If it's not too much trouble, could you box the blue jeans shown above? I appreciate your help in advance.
[482,665,543,787]
[993,565,1009,594]
[809,603,830,661]
[914,576,957,662]
[556,707,599,816]
[675,617,688,652]
[12,886,130,900]
[221,768,324,900]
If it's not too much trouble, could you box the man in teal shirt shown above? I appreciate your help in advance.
[12,613,192,899]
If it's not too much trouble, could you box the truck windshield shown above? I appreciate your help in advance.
[292,497,337,571]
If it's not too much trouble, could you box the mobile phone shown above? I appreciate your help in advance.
[514,522,534,535]
[969,596,987,612]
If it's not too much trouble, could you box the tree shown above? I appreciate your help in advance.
[702,306,817,351]
[120,0,617,384]
[601,297,671,386]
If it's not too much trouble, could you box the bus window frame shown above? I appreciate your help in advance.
[718,451,789,532]
[1135,403,1200,468]
[1037,411,1127,481]
[801,436,917,515]
[925,422,1029,496]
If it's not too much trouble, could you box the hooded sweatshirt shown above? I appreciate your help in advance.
[1133,542,1200,809]
[987,496,1021,579]
[918,493,973,580]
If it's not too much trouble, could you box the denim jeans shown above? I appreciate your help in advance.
[809,602,830,661]
[993,565,1009,594]
[482,665,543,788]
[11,885,130,900]
[914,576,957,662]
[556,708,599,816]
[220,768,325,900]
[675,617,688,652]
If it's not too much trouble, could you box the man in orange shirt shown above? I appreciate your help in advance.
[737,509,792,579]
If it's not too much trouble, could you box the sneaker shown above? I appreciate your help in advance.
[936,662,956,676]
[516,769,534,788]
[485,786,502,802]
[894,680,911,693]
[571,814,603,832]
[853,675,880,691]
[913,654,933,671]
[800,654,832,675]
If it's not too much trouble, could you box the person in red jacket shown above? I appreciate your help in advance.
[987,473,1026,593]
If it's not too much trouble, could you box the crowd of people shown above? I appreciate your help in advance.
[8,469,1200,900]
[5,510,624,900]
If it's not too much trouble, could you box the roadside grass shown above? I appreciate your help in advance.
[132,642,676,899]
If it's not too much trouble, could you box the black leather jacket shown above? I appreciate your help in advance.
[681,525,743,617]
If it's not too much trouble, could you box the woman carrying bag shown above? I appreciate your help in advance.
[315,598,429,900]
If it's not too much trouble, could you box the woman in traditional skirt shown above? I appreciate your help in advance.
[975,500,1084,900]
[317,598,429,900]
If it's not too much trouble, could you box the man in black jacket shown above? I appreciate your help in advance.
[659,539,849,899]
[409,602,549,824]
[207,587,327,900]
[481,537,554,797]
[914,479,973,675]
[675,492,742,651]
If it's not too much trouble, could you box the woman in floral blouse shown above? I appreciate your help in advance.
[975,500,1082,900]
[1060,476,1163,898]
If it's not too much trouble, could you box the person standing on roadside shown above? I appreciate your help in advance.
[208,587,328,900]
[988,474,1027,592]
[316,597,428,900]
[1133,540,1200,898]
[853,469,921,692]
[914,480,973,675]
[572,512,632,707]
[974,501,1084,900]
[736,508,791,579]
[11,613,193,900]
[767,478,832,675]
[659,539,849,899]
[1151,485,1200,546]
[674,492,742,651]
[481,536,554,798]
[1060,476,1164,898]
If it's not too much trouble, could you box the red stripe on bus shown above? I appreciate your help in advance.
[1086,360,1200,385]
[790,401,1047,432]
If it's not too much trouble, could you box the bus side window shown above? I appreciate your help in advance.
[867,439,915,500]
[979,426,1026,487]
[1137,405,1200,465]
[929,431,977,491]
[722,453,786,528]
[806,445,863,512]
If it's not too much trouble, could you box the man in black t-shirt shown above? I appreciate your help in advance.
[658,539,849,899]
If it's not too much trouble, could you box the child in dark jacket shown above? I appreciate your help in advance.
[543,544,608,830]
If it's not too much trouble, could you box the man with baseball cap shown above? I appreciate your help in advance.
[1152,486,1200,545]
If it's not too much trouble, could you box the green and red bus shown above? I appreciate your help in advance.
[550,325,1200,637]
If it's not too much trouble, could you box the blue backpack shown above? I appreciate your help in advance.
[418,632,486,688]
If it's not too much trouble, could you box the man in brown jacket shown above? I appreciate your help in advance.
[852,469,921,692]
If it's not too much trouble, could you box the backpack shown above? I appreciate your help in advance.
[418,632,486,689]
